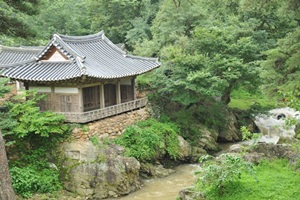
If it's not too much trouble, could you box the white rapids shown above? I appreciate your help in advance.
[254,107,300,144]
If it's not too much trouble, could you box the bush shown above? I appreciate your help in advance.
[114,118,180,162]
[195,154,256,195]
[0,90,67,139]
[196,158,300,199]
[10,166,62,198]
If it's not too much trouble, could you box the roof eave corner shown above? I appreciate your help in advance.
[76,56,87,75]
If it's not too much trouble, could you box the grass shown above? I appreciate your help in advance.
[205,159,300,200]
[229,98,275,110]
[229,88,276,110]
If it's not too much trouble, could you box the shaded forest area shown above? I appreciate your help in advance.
[1,0,299,106]
[1,0,300,199]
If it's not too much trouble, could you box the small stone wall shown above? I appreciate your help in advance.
[72,107,150,140]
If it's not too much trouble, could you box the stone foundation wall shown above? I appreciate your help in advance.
[72,107,150,140]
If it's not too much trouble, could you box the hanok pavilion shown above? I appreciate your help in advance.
[0,31,160,123]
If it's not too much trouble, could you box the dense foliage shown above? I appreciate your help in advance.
[196,158,300,199]
[0,81,69,197]
[115,118,180,162]
[1,0,300,197]
[195,154,256,195]
[0,0,299,104]
[0,90,67,140]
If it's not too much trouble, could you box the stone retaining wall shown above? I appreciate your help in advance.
[71,107,150,140]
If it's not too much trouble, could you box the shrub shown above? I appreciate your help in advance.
[10,166,62,198]
[0,90,67,139]
[115,118,180,162]
[195,154,256,195]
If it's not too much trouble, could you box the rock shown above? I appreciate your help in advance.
[178,187,205,200]
[72,127,83,139]
[218,109,241,142]
[60,140,142,199]
[139,163,176,178]
[190,125,219,151]
[177,136,192,161]
[228,142,299,163]
[243,152,265,164]
[251,143,298,161]
[258,135,280,144]
[190,147,207,163]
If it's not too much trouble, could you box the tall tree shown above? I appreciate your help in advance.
[0,0,40,39]
[88,0,144,44]
[35,0,92,40]
[0,78,16,200]
[0,130,16,200]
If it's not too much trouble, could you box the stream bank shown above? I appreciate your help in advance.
[107,164,200,200]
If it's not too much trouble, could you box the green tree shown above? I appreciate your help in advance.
[148,25,261,107]
[125,0,161,49]
[0,90,67,142]
[35,0,92,40]
[261,28,300,98]
[88,0,144,44]
[0,0,41,45]
[0,78,16,200]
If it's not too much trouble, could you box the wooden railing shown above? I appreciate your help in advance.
[57,97,148,123]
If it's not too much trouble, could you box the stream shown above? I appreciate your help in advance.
[107,164,200,200]
[106,107,300,200]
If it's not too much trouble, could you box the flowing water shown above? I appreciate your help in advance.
[106,108,300,200]
[254,107,300,143]
[108,164,200,200]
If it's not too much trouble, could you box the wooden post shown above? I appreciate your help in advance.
[100,84,105,108]
[0,130,16,200]
[132,78,136,100]
[78,88,83,112]
[116,81,121,104]
[51,86,55,111]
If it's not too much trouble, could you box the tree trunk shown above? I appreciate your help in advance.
[221,91,231,105]
[0,130,16,200]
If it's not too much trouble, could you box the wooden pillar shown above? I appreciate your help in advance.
[116,81,121,104]
[100,84,105,108]
[51,86,55,111]
[132,78,136,100]
[78,88,84,112]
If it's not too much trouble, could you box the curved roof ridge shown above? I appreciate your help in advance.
[35,34,86,61]
[125,54,160,62]
[1,58,36,69]
[53,35,86,59]
[0,45,43,53]
[102,33,127,55]
[56,31,105,42]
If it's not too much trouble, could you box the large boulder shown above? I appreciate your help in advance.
[229,143,299,163]
[59,141,142,199]
[177,135,192,162]
[218,109,242,142]
[139,163,176,178]
[178,187,205,200]
[194,126,219,152]
[199,128,219,151]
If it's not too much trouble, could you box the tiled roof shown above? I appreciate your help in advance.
[1,31,160,81]
[0,46,42,66]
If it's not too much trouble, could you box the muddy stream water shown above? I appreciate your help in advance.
[107,164,200,200]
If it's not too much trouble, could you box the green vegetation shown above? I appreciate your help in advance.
[0,90,67,139]
[10,165,61,198]
[1,0,300,199]
[0,81,69,198]
[115,118,180,162]
[229,88,276,110]
[197,159,300,200]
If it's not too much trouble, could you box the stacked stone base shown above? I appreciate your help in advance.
[72,107,150,140]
